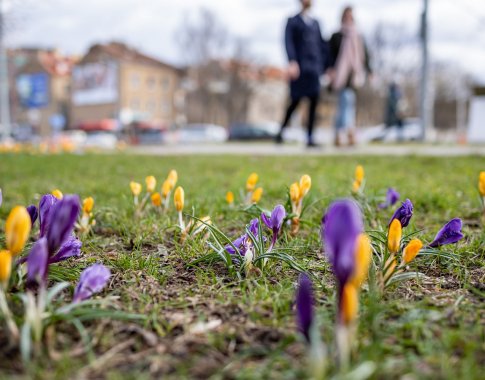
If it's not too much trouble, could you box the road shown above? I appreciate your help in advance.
[128,143,485,156]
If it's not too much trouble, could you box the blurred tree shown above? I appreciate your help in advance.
[175,8,254,127]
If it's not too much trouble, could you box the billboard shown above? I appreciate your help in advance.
[72,61,118,106]
[16,72,49,108]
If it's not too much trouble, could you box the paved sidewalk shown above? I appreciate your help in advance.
[129,143,485,156]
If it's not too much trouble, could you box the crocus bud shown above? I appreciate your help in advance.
[388,218,402,254]
[82,197,94,214]
[130,181,142,196]
[145,176,156,193]
[151,192,162,207]
[161,180,172,198]
[5,206,31,256]
[352,180,361,193]
[299,175,311,199]
[403,238,423,264]
[251,187,263,203]
[73,264,111,303]
[0,250,12,287]
[340,283,358,325]
[167,170,178,187]
[355,165,364,182]
[52,189,63,199]
[290,182,300,203]
[174,186,184,212]
[479,171,485,197]
[350,233,371,287]
[246,173,258,192]
[226,191,234,204]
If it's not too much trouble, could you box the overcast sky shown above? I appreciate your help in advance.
[6,0,485,84]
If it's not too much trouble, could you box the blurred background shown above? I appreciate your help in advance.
[1,0,484,150]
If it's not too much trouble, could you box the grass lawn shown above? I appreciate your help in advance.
[0,153,484,379]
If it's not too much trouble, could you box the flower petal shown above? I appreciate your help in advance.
[73,263,111,303]
[49,236,82,263]
[26,237,49,288]
[322,200,363,287]
[429,218,464,248]
[46,195,80,255]
[296,273,314,343]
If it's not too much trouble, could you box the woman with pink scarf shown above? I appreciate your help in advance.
[328,6,372,147]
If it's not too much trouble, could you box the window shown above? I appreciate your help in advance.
[161,100,171,115]
[131,74,140,89]
[161,76,170,91]
[147,100,156,113]
[147,76,156,91]
[130,98,140,110]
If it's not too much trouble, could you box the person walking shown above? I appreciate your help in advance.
[327,6,372,147]
[276,0,329,148]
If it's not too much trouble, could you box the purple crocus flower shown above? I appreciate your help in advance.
[429,218,464,248]
[225,218,260,256]
[46,195,80,254]
[295,273,314,343]
[378,188,400,209]
[0,188,2,207]
[26,204,38,226]
[322,200,363,287]
[49,236,82,264]
[73,264,111,303]
[26,237,49,288]
[39,194,59,237]
[262,204,286,250]
[389,199,413,228]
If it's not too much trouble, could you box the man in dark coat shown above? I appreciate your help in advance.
[276,0,328,147]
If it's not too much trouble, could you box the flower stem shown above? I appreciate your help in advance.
[0,287,19,343]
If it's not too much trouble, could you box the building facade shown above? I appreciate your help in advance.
[9,48,76,136]
[70,42,181,129]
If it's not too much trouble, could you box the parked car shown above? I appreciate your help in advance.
[83,131,118,150]
[175,124,228,143]
[228,122,277,141]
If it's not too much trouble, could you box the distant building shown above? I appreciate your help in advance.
[9,48,76,136]
[246,66,287,126]
[70,42,182,129]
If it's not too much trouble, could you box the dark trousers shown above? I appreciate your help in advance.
[279,95,319,143]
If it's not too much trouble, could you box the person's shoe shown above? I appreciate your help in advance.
[275,133,283,144]
[334,134,342,147]
[306,141,321,148]
[348,130,356,146]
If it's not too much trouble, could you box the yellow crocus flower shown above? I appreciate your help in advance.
[340,283,358,325]
[161,179,172,198]
[130,181,142,196]
[5,206,31,256]
[352,180,361,193]
[174,186,184,212]
[82,197,94,214]
[151,192,162,207]
[145,176,157,193]
[388,219,402,254]
[167,170,178,187]
[350,233,372,287]
[479,171,485,197]
[0,250,12,287]
[299,175,311,199]
[251,187,263,203]
[226,191,234,204]
[246,173,259,192]
[402,238,423,264]
[355,165,364,183]
[290,182,300,203]
[51,189,63,199]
